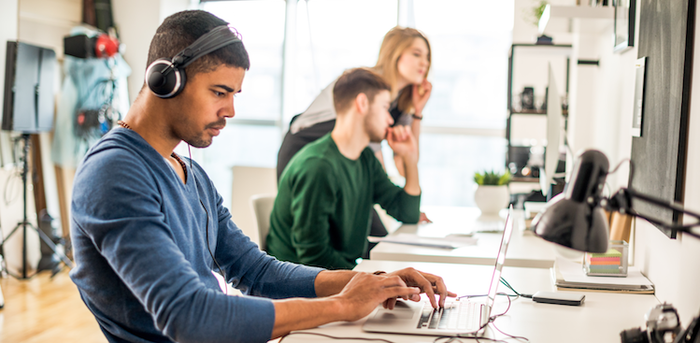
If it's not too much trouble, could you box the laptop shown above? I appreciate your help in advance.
[362,208,515,336]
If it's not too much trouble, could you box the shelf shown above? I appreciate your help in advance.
[511,177,540,183]
[510,110,569,116]
[511,44,573,57]
[538,5,614,35]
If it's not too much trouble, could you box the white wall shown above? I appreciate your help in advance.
[570,18,638,190]
[112,0,193,104]
[112,0,162,103]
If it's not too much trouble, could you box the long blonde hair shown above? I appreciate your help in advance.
[373,27,431,114]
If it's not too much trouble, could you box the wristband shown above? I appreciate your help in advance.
[412,114,423,120]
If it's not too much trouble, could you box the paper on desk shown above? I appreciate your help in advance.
[368,233,478,249]
[556,257,653,287]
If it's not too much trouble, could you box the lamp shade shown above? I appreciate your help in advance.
[533,150,611,253]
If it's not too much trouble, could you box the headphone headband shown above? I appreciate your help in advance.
[146,24,242,99]
[173,25,241,69]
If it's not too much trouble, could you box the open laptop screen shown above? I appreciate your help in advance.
[484,208,514,318]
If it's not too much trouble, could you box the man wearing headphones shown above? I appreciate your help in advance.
[70,10,453,343]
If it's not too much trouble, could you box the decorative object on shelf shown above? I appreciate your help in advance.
[473,170,511,215]
[520,87,535,110]
[614,0,636,52]
[536,34,553,45]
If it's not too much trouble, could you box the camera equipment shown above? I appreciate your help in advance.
[676,315,700,343]
[620,303,681,343]
[64,32,119,59]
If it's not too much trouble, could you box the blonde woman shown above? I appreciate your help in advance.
[276,26,432,247]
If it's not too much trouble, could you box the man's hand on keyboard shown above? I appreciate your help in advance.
[383,268,457,310]
[333,272,421,322]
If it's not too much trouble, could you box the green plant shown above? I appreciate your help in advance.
[474,170,512,186]
[527,0,549,27]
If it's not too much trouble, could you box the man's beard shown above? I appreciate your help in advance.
[365,118,387,143]
[182,119,226,148]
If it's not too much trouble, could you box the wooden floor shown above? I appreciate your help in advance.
[0,269,107,343]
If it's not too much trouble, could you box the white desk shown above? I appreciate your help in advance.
[279,260,659,343]
[371,207,558,268]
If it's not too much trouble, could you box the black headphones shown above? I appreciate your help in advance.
[146,25,241,98]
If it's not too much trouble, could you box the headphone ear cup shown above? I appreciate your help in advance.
[146,59,187,98]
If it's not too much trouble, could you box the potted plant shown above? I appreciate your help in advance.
[473,170,512,215]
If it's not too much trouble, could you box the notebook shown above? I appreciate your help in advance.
[362,208,515,336]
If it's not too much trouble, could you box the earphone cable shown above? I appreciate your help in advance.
[279,332,395,343]
[188,145,227,295]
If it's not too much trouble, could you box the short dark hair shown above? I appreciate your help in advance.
[146,10,250,80]
[333,68,391,114]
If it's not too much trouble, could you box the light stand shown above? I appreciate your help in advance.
[0,134,73,279]
[604,187,700,238]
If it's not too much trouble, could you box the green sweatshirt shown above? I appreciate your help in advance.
[267,134,421,269]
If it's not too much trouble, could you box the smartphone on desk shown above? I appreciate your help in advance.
[532,291,585,306]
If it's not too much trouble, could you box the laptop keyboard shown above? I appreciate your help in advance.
[416,301,482,330]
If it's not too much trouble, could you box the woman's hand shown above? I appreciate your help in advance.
[412,79,432,116]
[386,126,418,164]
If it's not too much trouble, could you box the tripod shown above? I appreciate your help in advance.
[0,134,73,279]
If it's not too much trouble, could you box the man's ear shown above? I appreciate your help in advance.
[354,93,369,115]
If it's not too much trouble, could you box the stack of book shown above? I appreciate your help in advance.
[552,258,654,294]
[585,249,623,275]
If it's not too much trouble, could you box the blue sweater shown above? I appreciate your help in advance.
[70,128,323,343]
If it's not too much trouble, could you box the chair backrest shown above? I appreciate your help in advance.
[231,166,277,243]
[250,193,277,251]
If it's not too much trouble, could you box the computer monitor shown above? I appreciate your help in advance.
[2,41,56,133]
[540,63,561,197]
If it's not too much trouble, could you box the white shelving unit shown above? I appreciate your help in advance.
[538,5,614,35]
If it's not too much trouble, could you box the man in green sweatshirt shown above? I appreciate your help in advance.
[267,68,422,269]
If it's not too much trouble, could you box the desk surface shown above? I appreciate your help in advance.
[278,260,659,343]
[371,207,559,268]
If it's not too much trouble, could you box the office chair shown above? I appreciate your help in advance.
[250,194,276,251]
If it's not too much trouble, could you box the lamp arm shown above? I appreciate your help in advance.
[605,188,700,238]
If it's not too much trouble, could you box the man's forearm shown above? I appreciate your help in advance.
[272,296,344,338]
[271,270,356,338]
[314,270,357,297]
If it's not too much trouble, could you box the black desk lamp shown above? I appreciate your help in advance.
[534,149,700,343]
[532,149,700,253]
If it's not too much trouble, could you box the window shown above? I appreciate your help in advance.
[406,0,513,206]
[198,0,513,210]
[202,1,286,121]
[289,0,398,122]
[413,0,514,129]
[195,1,286,207]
